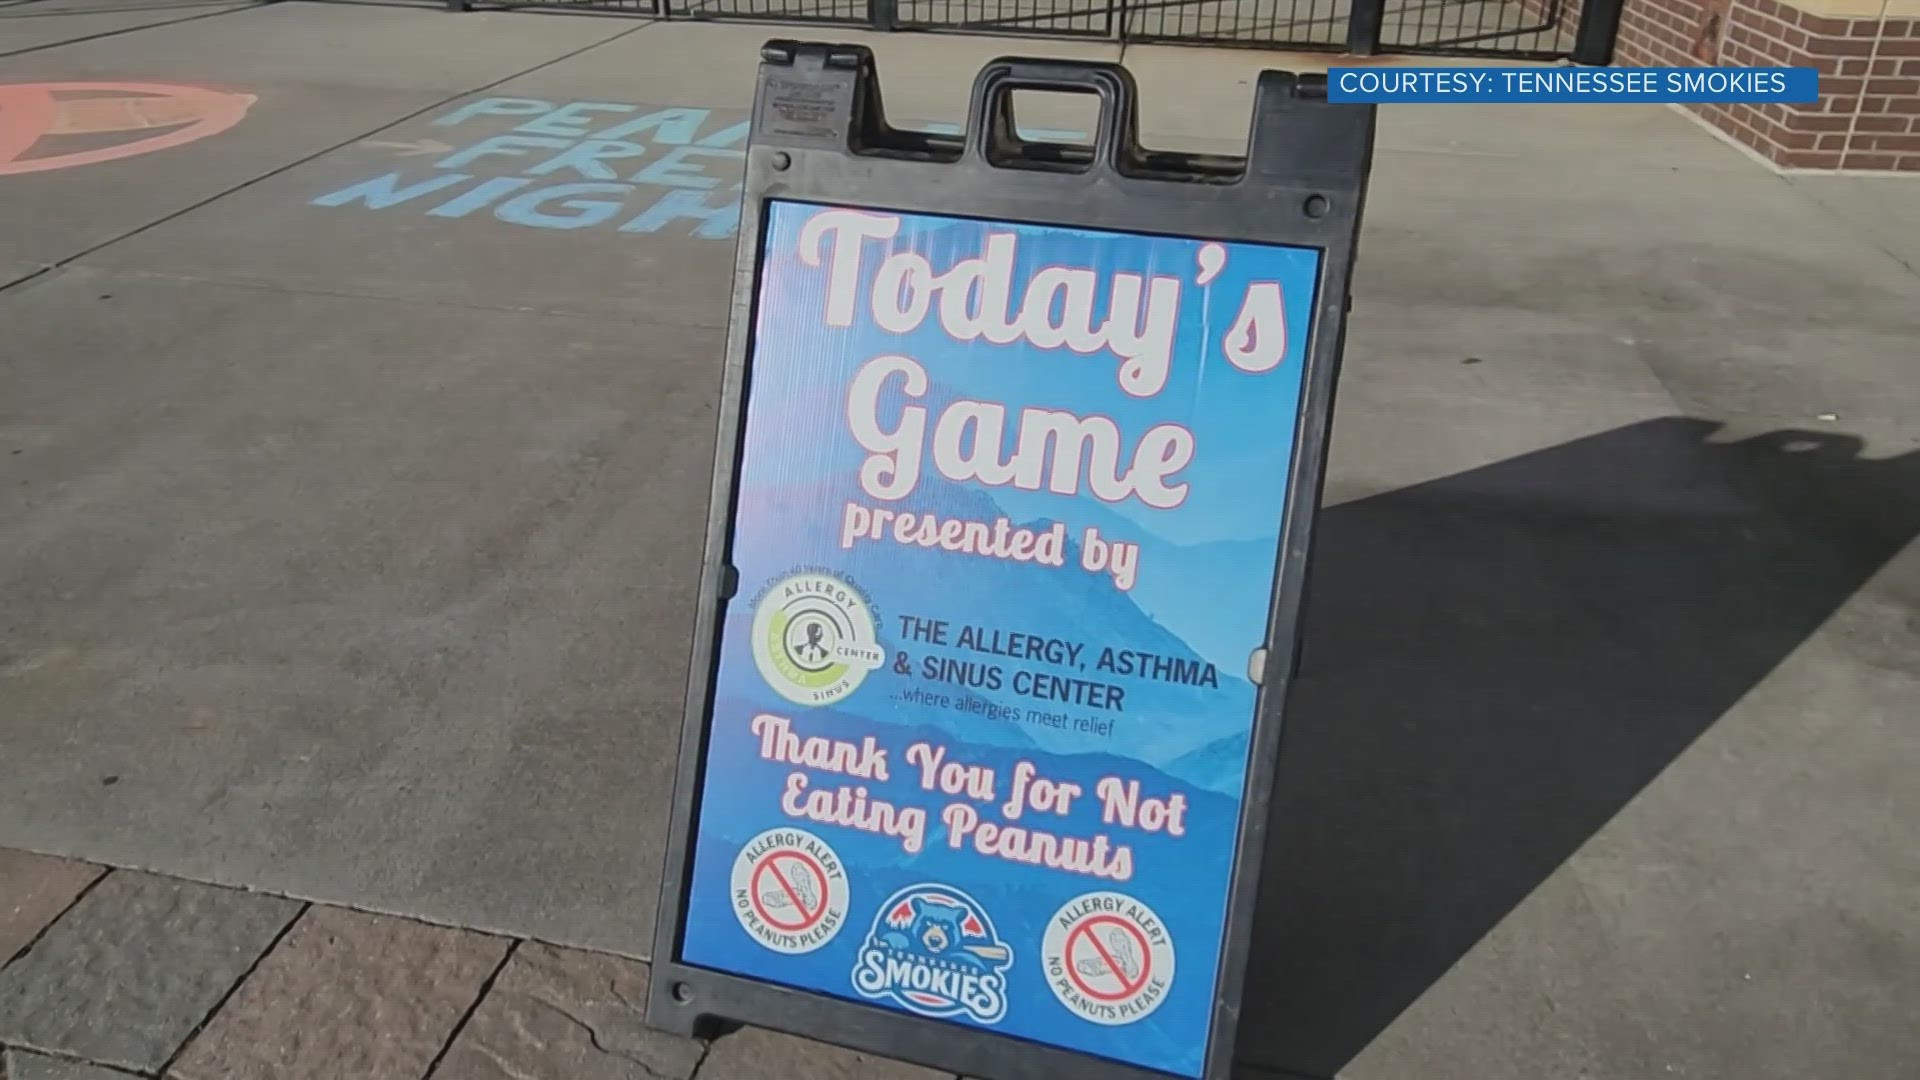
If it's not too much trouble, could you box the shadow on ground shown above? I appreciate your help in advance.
[1237,416,1920,1077]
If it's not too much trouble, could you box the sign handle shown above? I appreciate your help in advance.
[1244,71,1376,185]
[962,58,1139,173]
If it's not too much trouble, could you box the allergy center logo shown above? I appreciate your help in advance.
[0,82,255,177]
[852,884,1012,1025]
[750,571,882,706]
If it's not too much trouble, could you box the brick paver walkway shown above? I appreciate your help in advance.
[0,850,952,1080]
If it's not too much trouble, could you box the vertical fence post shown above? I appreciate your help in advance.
[870,0,897,30]
[1347,0,1385,53]
[1571,0,1625,63]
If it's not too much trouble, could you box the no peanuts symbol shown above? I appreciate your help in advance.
[731,828,849,955]
[1066,915,1153,1001]
[750,848,829,932]
[1043,891,1176,1025]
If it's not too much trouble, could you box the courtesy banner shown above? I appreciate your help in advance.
[678,200,1321,1078]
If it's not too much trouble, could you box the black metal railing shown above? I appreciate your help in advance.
[1125,0,1348,50]
[449,0,1622,61]
[676,0,864,22]
[449,0,660,14]
[898,0,1117,37]
[1376,0,1565,57]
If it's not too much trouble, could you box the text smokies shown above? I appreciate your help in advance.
[751,713,1190,882]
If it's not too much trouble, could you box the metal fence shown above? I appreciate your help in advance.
[465,0,661,12]
[1378,0,1567,55]
[1126,0,1347,49]
[454,0,1621,61]
[675,0,860,22]
[897,0,1118,37]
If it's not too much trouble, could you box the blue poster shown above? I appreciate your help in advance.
[679,201,1321,1078]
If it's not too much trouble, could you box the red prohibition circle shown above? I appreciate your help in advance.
[747,849,829,932]
[1063,915,1153,1002]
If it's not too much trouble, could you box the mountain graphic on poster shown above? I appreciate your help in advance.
[733,368,1281,673]
[1163,733,1257,795]
[726,467,1258,793]
[702,706,1243,864]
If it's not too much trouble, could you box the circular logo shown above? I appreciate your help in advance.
[0,82,255,177]
[730,828,850,954]
[750,572,882,707]
[1042,892,1176,1025]
[852,883,1013,1025]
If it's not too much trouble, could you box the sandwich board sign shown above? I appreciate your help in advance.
[648,41,1375,1080]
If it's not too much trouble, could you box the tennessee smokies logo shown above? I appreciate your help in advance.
[750,571,883,707]
[852,884,1012,1024]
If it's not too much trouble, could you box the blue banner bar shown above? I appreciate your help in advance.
[1327,66,1820,104]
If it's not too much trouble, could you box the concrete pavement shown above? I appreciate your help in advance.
[0,0,262,60]
[1,4,1917,1078]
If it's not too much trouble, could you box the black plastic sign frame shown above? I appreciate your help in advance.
[649,41,1375,1080]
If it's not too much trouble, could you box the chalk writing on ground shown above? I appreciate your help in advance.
[310,97,1086,242]
[312,98,748,239]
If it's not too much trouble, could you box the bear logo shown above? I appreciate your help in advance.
[852,885,1011,1024]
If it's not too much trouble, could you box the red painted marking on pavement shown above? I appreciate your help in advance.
[0,82,254,177]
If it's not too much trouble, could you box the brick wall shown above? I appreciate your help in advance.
[1522,0,1920,171]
